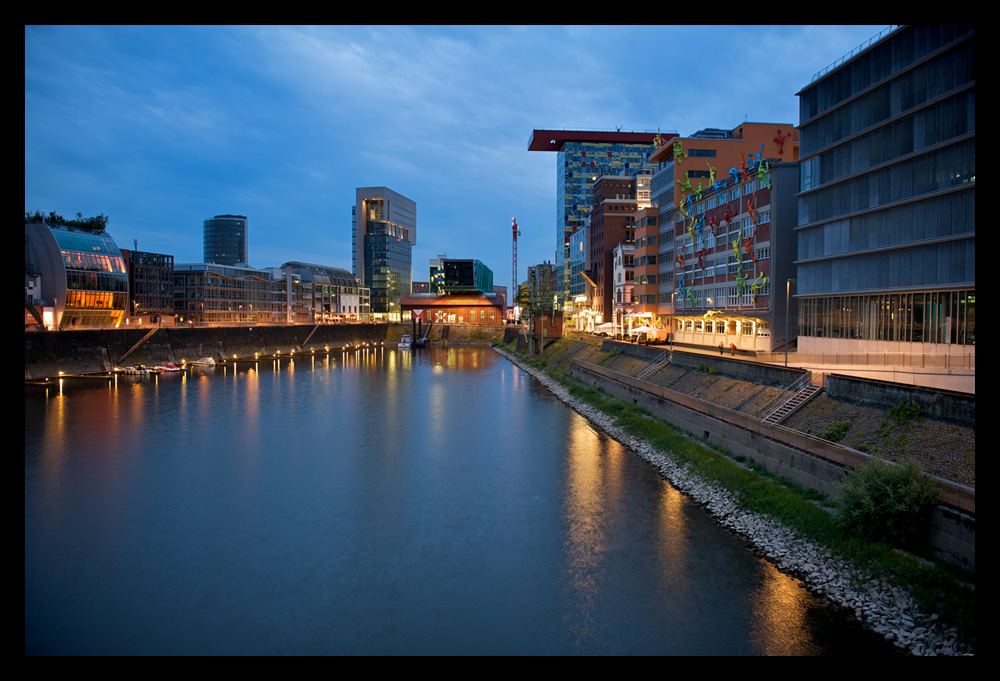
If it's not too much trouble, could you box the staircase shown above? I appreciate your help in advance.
[116,326,159,366]
[762,383,823,424]
[634,351,670,380]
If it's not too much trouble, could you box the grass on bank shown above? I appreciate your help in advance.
[509,338,975,644]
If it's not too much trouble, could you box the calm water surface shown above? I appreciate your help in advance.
[25,346,895,655]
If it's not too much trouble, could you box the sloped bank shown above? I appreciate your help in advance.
[492,345,974,656]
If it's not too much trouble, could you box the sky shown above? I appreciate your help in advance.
[25,25,890,295]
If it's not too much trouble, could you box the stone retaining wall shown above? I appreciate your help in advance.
[826,373,975,426]
[567,359,975,569]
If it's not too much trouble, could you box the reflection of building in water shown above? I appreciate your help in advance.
[25,217,129,329]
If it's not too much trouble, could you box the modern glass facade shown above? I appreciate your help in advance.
[353,188,416,320]
[528,130,663,303]
[795,25,975,353]
[568,225,587,300]
[52,227,129,327]
[431,259,493,295]
[556,141,659,296]
[25,220,129,328]
[203,214,248,266]
[798,290,974,345]
[363,225,412,315]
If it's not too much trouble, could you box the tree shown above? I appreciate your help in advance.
[835,456,938,548]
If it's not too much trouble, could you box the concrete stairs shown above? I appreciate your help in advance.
[634,351,670,380]
[761,383,823,425]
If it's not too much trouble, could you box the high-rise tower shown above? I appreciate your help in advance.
[352,187,417,321]
[528,129,667,302]
[203,214,248,266]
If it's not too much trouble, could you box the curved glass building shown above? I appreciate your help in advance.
[25,220,129,328]
[203,214,248,266]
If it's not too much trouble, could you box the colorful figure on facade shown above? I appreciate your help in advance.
[735,269,749,297]
[773,128,790,155]
[673,140,687,164]
[744,234,757,263]
[708,214,719,238]
[750,272,768,303]
[746,197,758,226]
[757,159,771,189]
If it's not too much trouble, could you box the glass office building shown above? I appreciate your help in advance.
[353,187,416,320]
[795,25,975,357]
[25,219,129,328]
[203,214,248,266]
[528,130,664,301]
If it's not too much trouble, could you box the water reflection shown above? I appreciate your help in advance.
[25,347,894,655]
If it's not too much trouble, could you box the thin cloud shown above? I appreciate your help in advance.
[26,24,890,289]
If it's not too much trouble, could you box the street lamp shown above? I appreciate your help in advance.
[670,291,677,356]
[785,279,797,367]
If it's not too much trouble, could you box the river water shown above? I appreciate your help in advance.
[25,345,896,655]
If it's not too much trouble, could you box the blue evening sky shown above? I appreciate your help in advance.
[25,25,888,294]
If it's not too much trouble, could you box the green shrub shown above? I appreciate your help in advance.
[818,421,850,442]
[890,400,923,426]
[835,457,937,547]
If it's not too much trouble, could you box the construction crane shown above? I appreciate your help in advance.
[511,217,520,312]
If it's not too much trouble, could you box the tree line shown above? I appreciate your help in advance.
[25,211,109,233]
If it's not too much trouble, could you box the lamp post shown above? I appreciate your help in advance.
[670,291,677,357]
[785,278,796,367]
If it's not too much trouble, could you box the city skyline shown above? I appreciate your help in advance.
[25,24,888,294]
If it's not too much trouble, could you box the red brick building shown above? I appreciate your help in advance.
[399,294,504,325]
[585,174,636,324]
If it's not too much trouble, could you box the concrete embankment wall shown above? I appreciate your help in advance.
[25,323,510,379]
[24,324,387,379]
[826,373,975,426]
[566,358,975,568]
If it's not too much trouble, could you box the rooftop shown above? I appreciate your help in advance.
[528,128,672,152]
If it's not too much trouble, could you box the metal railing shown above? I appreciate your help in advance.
[810,26,898,82]
[756,351,975,371]
[753,371,814,420]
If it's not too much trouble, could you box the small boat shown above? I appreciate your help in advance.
[398,334,412,349]
[117,364,152,375]
[188,357,216,366]
[159,361,181,372]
